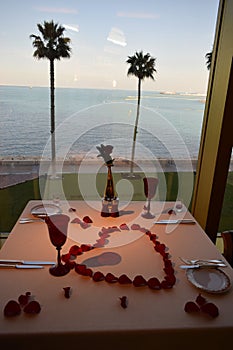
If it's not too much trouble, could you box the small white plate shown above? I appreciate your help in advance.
[186,267,231,294]
[31,204,62,217]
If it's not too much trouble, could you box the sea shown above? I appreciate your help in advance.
[0,85,206,162]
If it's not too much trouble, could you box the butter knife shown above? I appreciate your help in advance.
[155,219,195,224]
[0,259,55,265]
[0,264,44,269]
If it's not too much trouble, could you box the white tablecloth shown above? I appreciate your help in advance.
[0,200,233,350]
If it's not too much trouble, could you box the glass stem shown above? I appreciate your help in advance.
[56,246,62,266]
[147,199,151,213]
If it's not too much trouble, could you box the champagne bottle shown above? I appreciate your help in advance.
[104,165,115,200]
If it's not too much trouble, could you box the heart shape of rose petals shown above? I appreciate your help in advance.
[62,223,176,290]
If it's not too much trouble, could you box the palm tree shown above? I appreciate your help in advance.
[205,51,212,70]
[126,51,157,175]
[30,21,71,176]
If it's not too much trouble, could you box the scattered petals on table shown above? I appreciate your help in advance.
[119,296,128,309]
[4,300,21,317]
[3,292,41,317]
[63,287,72,299]
[24,300,41,314]
[83,216,93,223]
[184,294,219,318]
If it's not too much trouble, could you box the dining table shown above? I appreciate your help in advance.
[0,199,233,350]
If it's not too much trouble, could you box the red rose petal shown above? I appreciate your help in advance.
[69,207,76,212]
[71,217,82,224]
[196,293,207,306]
[118,274,132,284]
[67,261,76,269]
[18,292,31,306]
[184,301,200,313]
[131,224,141,230]
[150,234,157,241]
[161,252,169,259]
[147,277,161,290]
[69,245,83,256]
[83,216,93,223]
[75,264,87,275]
[93,237,106,247]
[165,274,176,286]
[81,244,93,252]
[80,221,90,229]
[145,230,152,237]
[4,300,21,317]
[93,242,105,248]
[158,243,166,252]
[93,271,105,282]
[161,280,173,289]
[105,273,118,283]
[119,223,130,230]
[61,253,71,262]
[119,296,128,309]
[133,275,147,287]
[164,259,172,267]
[139,227,148,233]
[63,287,71,298]
[101,227,109,234]
[168,209,176,215]
[23,300,41,314]
[200,302,219,318]
[83,268,93,277]
[109,226,121,232]
[164,266,175,275]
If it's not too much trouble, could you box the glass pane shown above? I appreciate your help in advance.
[219,149,233,232]
[216,149,233,253]
[0,1,219,238]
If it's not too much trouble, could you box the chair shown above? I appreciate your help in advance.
[221,230,233,267]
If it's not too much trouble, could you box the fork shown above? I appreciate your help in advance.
[179,257,224,265]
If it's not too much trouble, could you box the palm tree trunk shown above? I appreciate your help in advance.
[50,59,56,177]
[130,78,141,174]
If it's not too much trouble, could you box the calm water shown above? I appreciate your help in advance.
[0,85,205,160]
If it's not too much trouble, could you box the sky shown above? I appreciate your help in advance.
[0,0,219,93]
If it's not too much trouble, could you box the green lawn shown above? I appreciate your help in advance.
[0,171,232,234]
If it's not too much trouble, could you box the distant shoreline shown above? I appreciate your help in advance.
[0,156,198,170]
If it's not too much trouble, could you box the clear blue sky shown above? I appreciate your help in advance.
[0,0,219,93]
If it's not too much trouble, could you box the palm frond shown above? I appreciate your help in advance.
[30,21,71,61]
[126,50,157,80]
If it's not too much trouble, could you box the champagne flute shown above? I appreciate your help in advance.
[44,214,70,277]
[142,177,159,219]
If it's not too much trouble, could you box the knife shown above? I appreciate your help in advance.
[154,219,195,224]
[0,264,44,269]
[0,259,55,265]
[179,263,227,269]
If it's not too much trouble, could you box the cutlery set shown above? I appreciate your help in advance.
[154,219,195,224]
[179,257,227,269]
[19,217,44,223]
[0,260,55,269]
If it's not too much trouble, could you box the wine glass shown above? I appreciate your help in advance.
[142,177,159,219]
[44,214,70,277]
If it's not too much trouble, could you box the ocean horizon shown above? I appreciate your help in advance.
[0,85,206,162]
